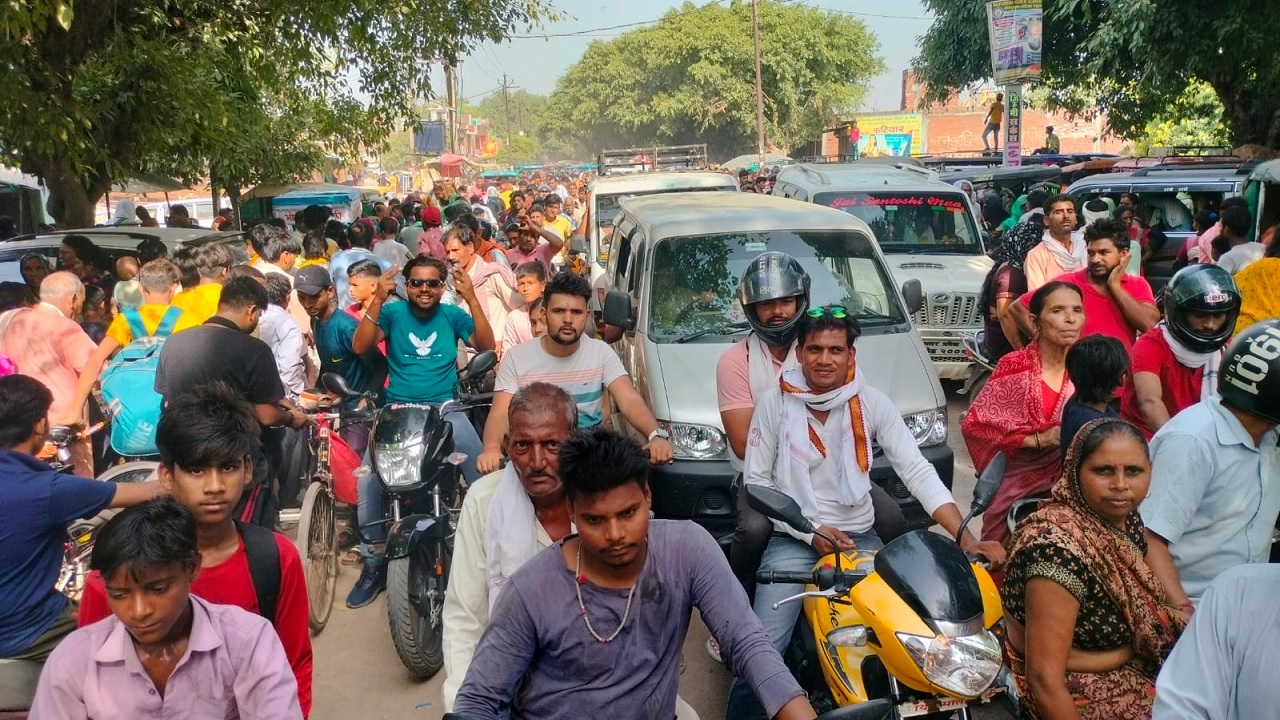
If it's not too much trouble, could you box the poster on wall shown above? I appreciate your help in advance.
[986,0,1043,85]
[855,114,925,157]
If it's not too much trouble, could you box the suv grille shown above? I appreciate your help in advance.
[912,292,981,328]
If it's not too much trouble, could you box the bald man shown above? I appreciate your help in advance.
[115,256,140,282]
[0,271,99,474]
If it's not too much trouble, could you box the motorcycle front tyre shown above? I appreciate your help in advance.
[387,547,448,679]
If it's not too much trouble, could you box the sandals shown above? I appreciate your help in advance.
[341,547,364,566]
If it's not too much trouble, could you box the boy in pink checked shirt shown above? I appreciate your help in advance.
[30,498,301,720]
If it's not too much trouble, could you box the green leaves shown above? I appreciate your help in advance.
[914,0,1280,146]
[537,0,883,159]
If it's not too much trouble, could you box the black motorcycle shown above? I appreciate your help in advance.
[323,350,496,679]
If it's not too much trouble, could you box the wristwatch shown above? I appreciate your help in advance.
[647,428,670,442]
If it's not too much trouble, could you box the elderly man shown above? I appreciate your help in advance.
[443,223,522,342]
[0,271,98,475]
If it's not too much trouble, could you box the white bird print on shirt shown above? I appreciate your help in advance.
[409,331,438,357]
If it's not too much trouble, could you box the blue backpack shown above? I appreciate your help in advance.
[100,307,183,457]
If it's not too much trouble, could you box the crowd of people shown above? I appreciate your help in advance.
[0,163,1278,720]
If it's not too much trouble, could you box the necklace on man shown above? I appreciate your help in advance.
[574,541,637,644]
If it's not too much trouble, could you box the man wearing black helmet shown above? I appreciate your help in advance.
[715,253,906,609]
[1140,318,1280,610]
[1121,265,1242,438]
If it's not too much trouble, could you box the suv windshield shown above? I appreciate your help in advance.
[814,191,983,255]
[595,187,733,245]
[647,230,906,340]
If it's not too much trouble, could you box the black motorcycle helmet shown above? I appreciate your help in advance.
[1163,265,1241,353]
[1219,319,1280,424]
[737,251,811,347]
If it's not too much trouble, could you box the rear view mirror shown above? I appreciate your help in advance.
[971,451,1007,514]
[901,279,924,315]
[569,234,588,255]
[745,485,816,534]
[461,350,498,382]
[321,372,357,398]
[601,290,634,332]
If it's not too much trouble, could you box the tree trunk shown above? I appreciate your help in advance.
[1213,81,1280,148]
[40,158,108,229]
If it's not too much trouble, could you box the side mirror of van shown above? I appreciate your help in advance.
[569,234,588,255]
[602,290,635,332]
[901,279,924,315]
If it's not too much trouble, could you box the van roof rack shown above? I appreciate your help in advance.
[1129,161,1256,177]
[596,144,708,175]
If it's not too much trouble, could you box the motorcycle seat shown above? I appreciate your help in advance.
[0,658,42,712]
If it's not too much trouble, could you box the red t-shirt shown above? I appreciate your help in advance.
[1119,327,1204,439]
[78,532,314,717]
[1018,269,1156,350]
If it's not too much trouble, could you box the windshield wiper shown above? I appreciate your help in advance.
[674,321,750,344]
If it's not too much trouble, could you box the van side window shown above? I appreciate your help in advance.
[612,230,634,288]
[791,187,808,202]
[626,231,647,297]
[606,219,634,284]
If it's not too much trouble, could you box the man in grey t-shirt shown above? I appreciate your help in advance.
[453,428,816,720]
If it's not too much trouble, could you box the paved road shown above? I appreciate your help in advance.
[308,386,1003,720]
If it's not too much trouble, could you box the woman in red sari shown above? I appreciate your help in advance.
[963,281,1083,545]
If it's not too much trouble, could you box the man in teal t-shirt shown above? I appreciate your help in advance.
[347,252,495,608]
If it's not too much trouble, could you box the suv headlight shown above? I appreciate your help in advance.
[903,408,948,447]
[896,630,1001,698]
[659,422,727,460]
[373,442,427,488]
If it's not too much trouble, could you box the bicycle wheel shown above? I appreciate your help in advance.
[297,481,338,633]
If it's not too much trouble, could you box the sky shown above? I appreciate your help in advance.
[449,0,934,114]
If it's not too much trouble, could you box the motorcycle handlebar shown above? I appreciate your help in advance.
[756,570,815,585]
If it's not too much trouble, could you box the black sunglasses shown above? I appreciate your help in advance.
[408,278,445,289]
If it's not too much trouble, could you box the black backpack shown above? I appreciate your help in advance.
[234,520,281,625]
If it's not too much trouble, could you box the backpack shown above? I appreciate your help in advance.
[235,520,282,625]
[99,307,183,456]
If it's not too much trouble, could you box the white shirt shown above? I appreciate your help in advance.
[441,470,554,711]
[746,385,953,542]
[1154,564,1280,719]
[258,304,306,399]
[1216,242,1266,274]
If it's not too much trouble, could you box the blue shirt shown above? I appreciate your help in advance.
[1139,395,1280,600]
[315,309,385,407]
[0,451,115,657]
[377,302,475,404]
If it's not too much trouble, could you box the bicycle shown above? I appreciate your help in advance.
[297,393,371,633]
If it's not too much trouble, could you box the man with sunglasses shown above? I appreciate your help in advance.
[724,306,1006,718]
[348,254,495,608]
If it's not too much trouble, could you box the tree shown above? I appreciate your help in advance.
[1134,82,1231,155]
[913,0,1280,147]
[537,0,884,159]
[0,0,548,227]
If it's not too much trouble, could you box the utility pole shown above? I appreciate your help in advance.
[500,73,517,165]
[751,0,767,171]
[444,63,458,154]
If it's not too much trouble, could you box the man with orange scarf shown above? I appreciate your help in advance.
[725,306,1005,718]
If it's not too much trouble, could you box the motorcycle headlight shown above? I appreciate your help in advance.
[826,625,868,648]
[659,422,727,460]
[373,442,427,488]
[896,630,1001,698]
[903,408,948,448]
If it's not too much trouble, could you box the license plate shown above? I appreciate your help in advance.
[896,695,970,718]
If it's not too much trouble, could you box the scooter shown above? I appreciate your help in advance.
[0,426,157,716]
[747,453,1012,719]
[323,350,496,680]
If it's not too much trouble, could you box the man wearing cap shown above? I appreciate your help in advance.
[416,206,447,262]
[294,265,386,457]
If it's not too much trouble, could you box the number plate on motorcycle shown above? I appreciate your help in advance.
[897,696,969,718]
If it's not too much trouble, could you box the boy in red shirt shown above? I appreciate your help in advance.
[78,383,313,716]
[1121,265,1242,438]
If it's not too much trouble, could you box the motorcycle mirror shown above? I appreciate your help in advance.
[321,372,356,398]
[462,350,497,381]
[745,485,816,534]
[971,451,1007,514]
[815,698,892,720]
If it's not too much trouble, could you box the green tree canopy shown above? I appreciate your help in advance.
[913,0,1280,147]
[537,0,884,160]
[1,0,547,227]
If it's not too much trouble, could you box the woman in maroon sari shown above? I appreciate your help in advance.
[963,281,1083,546]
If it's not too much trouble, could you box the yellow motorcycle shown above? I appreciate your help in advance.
[746,453,1015,719]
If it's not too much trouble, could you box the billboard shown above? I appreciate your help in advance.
[854,114,925,157]
[986,0,1043,85]
[412,121,446,155]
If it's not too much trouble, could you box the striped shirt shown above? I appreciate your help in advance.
[494,337,627,427]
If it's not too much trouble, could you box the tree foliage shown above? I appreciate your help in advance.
[913,0,1280,147]
[0,0,547,227]
[538,0,883,160]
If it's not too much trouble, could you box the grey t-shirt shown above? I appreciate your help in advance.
[454,520,803,719]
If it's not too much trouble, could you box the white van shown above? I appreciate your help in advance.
[582,171,738,310]
[772,164,992,381]
[598,193,951,537]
